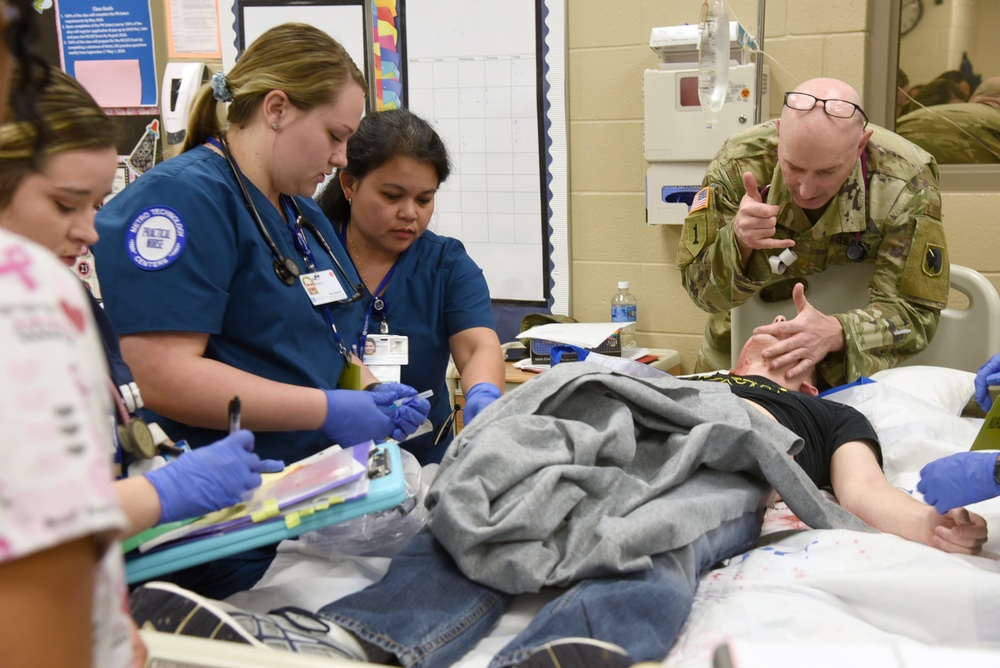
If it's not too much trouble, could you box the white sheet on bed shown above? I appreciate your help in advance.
[229,375,1000,667]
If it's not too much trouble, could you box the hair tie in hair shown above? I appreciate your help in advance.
[210,71,233,103]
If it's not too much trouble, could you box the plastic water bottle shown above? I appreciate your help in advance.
[698,0,730,128]
[611,281,638,349]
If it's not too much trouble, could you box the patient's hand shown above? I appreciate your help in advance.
[930,507,988,555]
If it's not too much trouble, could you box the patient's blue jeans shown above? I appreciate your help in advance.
[319,510,761,667]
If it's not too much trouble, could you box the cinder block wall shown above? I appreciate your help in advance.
[567,0,1000,373]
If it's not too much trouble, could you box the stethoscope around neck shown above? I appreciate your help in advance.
[212,135,363,302]
[765,151,872,275]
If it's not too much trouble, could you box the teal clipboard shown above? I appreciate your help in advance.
[125,443,407,584]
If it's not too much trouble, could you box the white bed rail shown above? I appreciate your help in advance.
[730,263,1000,374]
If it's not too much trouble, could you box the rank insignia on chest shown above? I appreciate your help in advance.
[923,244,944,277]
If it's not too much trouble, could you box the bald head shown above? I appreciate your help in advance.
[780,78,866,135]
[971,76,1000,110]
[776,78,872,211]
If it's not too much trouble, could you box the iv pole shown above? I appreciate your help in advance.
[753,0,766,123]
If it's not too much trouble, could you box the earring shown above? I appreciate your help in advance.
[348,198,352,206]
[271,123,279,131]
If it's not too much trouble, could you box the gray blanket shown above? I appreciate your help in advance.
[426,362,874,594]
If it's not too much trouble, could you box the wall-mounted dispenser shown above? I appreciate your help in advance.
[161,62,209,146]
[643,23,768,225]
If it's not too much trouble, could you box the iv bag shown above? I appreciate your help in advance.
[698,0,730,128]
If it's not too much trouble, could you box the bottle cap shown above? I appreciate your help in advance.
[618,281,629,289]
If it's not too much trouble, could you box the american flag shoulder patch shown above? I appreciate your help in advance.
[689,186,710,212]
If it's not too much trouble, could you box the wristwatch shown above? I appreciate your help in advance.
[993,454,1000,485]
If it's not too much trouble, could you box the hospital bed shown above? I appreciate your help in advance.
[730,262,1000,374]
[144,264,1000,668]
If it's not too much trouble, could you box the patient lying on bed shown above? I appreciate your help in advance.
[129,318,988,668]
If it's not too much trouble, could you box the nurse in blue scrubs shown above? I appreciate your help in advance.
[93,24,429,597]
[317,109,505,464]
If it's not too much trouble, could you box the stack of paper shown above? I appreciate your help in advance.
[518,322,626,348]
[125,441,372,554]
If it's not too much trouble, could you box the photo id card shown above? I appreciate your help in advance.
[300,270,347,306]
[364,334,409,366]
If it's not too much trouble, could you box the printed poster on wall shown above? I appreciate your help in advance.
[54,0,157,107]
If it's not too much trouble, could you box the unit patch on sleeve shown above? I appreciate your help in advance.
[125,207,187,271]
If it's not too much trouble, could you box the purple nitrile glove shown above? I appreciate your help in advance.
[321,389,397,446]
[917,451,1000,514]
[367,382,431,441]
[463,382,502,424]
[145,430,284,523]
[974,353,1000,413]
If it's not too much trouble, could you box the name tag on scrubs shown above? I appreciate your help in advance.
[300,270,347,305]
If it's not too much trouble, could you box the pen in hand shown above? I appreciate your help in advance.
[228,396,241,434]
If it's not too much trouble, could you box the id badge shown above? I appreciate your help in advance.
[301,270,347,305]
[364,334,408,384]
[364,334,409,365]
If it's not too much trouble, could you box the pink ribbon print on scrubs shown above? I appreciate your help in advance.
[0,244,36,290]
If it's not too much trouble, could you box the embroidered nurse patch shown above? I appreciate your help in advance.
[125,206,186,270]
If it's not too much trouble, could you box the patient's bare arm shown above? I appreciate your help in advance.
[830,440,988,556]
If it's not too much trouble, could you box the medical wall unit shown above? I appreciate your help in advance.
[643,22,769,225]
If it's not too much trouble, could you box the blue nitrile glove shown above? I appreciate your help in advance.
[463,382,502,424]
[974,353,1000,413]
[322,388,399,446]
[144,430,285,523]
[917,451,1000,514]
[367,383,431,441]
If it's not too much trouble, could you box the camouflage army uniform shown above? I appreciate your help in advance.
[677,121,948,388]
[896,103,1000,164]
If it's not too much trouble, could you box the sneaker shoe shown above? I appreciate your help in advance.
[515,637,635,668]
[130,581,366,661]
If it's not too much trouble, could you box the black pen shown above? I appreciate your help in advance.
[228,396,241,434]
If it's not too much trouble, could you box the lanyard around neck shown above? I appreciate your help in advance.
[208,137,354,365]
[339,224,399,360]
[281,197,317,271]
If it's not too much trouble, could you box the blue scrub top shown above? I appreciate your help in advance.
[347,228,495,464]
[93,146,366,463]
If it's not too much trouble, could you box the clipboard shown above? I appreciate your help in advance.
[124,442,407,584]
[971,396,1000,452]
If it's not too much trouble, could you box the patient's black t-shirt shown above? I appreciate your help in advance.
[698,374,881,490]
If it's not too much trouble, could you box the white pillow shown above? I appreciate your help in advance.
[869,365,975,415]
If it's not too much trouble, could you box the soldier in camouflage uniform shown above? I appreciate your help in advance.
[896,76,1000,164]
[677,78,948,389]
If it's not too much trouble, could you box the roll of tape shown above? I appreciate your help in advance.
[778,248,798,266]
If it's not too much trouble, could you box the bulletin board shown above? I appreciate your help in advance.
[221,0,567,313]
[224,0,368,80]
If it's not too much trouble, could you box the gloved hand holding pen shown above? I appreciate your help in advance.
[917,451,1000,514]
[144,430,285,523]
